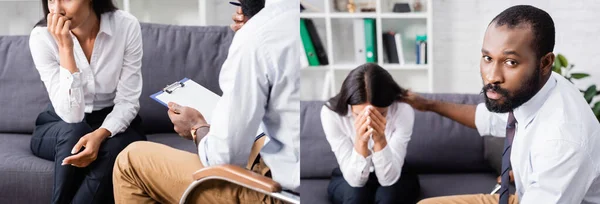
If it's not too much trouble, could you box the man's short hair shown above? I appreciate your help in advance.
[490,5,555,59]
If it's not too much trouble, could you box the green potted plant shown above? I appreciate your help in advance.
[552,53,600,121]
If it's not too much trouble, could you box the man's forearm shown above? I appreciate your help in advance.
[427,100,477,129]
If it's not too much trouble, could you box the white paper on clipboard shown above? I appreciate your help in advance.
[150,78,220,123]
[150,78,273,151]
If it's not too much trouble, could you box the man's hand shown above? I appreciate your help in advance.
[167,102,208,140]
[230,7,248,32]
[497,170,515,184]
[368,106,387,152]
[400,91,432,112]
[62,128,110,168]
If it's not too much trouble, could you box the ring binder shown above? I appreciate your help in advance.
[163,81,185,94]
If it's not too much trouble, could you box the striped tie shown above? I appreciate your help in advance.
[499,111,517,204]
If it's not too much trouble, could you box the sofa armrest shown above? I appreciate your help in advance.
[192,164,282,193]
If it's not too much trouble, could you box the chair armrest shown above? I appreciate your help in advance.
[192,164,282,193]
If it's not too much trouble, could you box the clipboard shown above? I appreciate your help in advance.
[151,78,276,152]
[150,78,220,123]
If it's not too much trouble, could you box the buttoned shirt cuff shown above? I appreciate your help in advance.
[100,118,123,138]
[351,148,372,178]
[59,67,82,88]
[198,136,210,167]
[372,144,392,167]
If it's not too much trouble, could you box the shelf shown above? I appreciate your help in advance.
[301,64,429,70]
[299,0,434,100]
[300,12,428,19]
[381,64,430,70]
[330,13,377,18]
[301,66,330,71]
[300,13,327,18]
[380,12,428,19]
[334,64,429,70]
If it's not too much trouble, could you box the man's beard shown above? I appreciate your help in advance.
[481,68,541,113]
[240,0,265,18]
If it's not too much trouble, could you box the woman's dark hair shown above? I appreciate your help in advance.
[326,63,408,116]
[35,0,118,27]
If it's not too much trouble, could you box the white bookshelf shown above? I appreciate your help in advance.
[300,0,433,101]
[0,0,233,35]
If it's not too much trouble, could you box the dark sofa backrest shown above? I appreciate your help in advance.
[0,23,233,134]
[0,35,46,133]
[137,24,233,133]
[300,94,493,179]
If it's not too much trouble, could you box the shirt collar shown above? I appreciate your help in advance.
[98,12,112,36]
[512,73,557,127]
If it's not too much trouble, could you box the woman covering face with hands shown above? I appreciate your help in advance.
[320,63,420,204]
[28,0,146,203]
[353,104,389,157]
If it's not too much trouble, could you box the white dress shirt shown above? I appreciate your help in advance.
[197,0,300,191]
[29,10,143,136]
[320,102,414,187]
[476,72,600,204]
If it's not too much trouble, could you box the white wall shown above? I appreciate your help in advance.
[433,0,600,94]
[0,1,43,35]
[0,0,235,36]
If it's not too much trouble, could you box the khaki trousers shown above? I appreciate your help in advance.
[112,141,283,204]
[418,194,518,204]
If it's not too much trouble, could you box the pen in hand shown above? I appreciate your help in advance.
[229,1,241,6]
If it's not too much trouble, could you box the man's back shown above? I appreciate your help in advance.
[211,0,300,191]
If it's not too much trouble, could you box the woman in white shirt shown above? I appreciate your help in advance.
[321,63,420,204]
[28,0,145,203]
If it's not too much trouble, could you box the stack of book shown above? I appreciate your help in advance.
[382,31,405,65]
[416,35,427,64]
[300,18,428,67]
[353,18,378,64]
[300,19,328,66]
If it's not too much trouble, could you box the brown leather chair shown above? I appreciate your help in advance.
[179,136,300,204]
[179,164,299,204]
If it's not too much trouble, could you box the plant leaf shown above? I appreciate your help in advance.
[553,62,562,75]
[584,85,597,104]
[593,101,600,116]
[557,54,568,68]
[593,102,600,122]
[571,73,590,79]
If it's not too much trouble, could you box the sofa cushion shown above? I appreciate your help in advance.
[0,133,53,204]
[0,132,197,204]
[418,173,497,198]
[298,179,330,204]
[405,93,494,173]
[300,94,494,178]
[298,173,499,204]
[0,36,50,134]
[300,101,338,178]
[0,24,233,135]
[483,136,504,175]
[137,24,234,134]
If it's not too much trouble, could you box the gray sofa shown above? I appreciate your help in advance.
[0,23,234,203]
[300,96,505,203]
